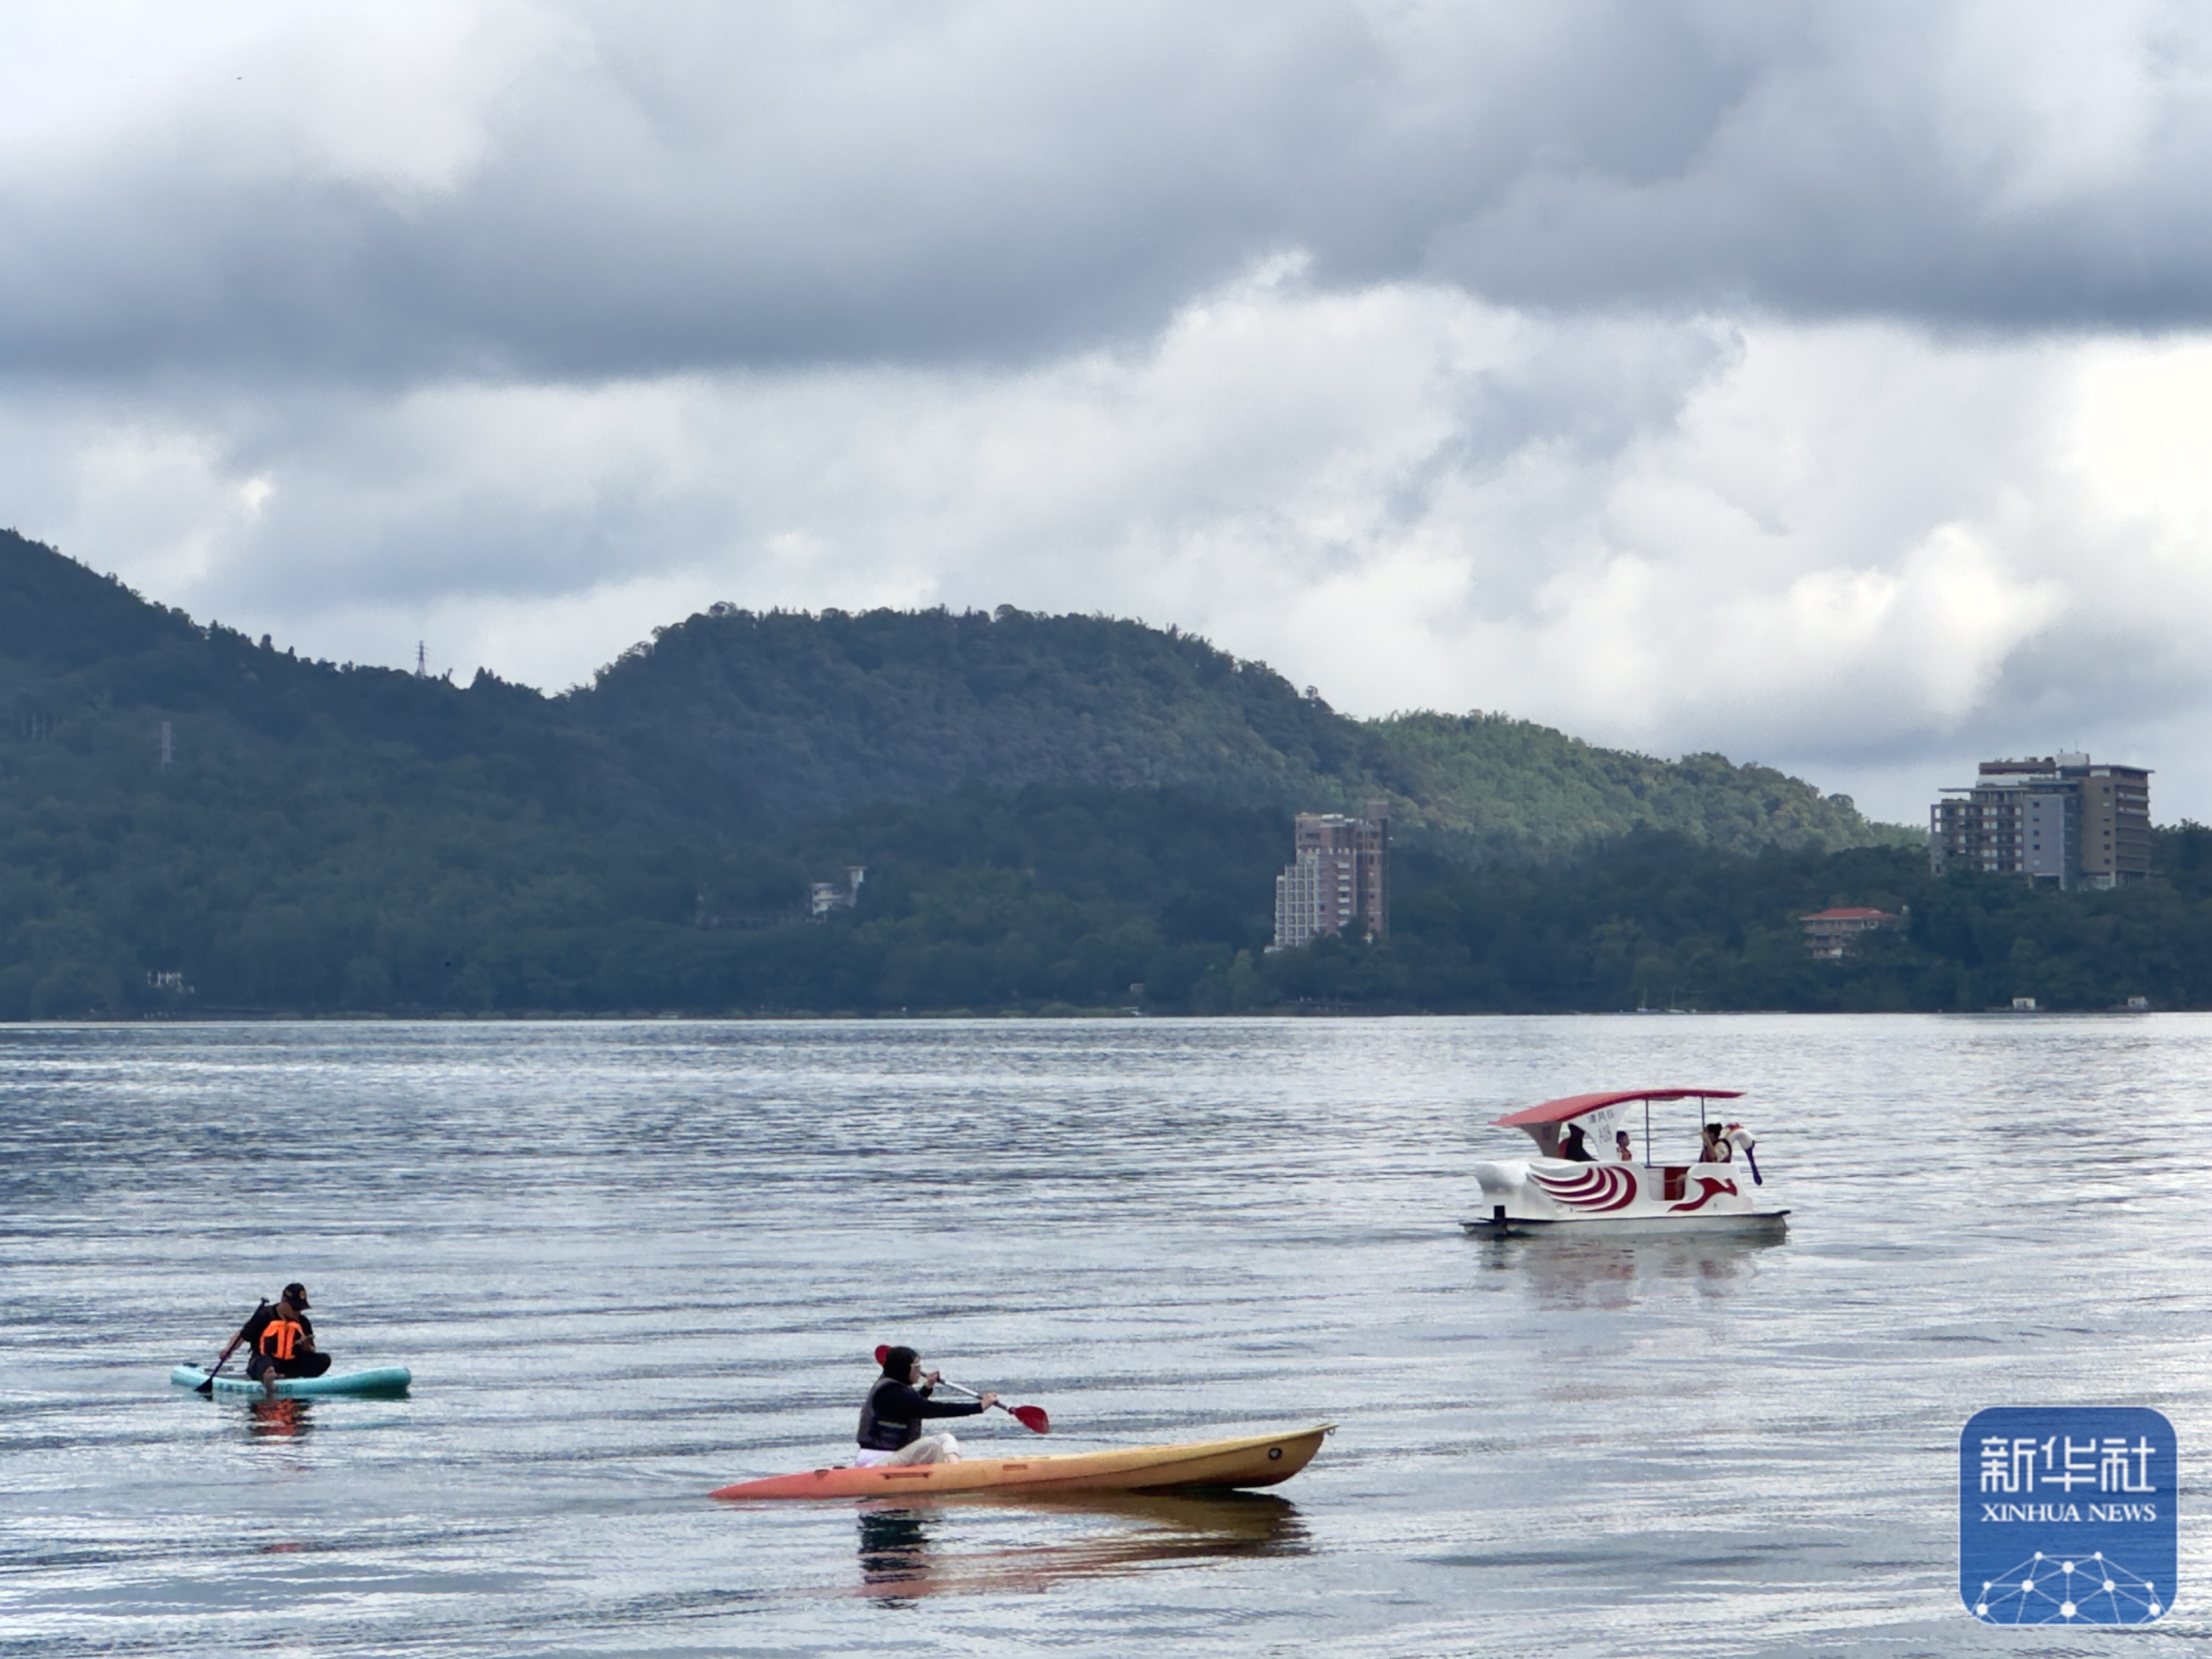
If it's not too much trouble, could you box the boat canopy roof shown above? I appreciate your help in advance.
[1491,1088,1743,1127]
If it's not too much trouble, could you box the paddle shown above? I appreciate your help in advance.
[871,1344,1050,1433]
[196,1300,266,1393]
[937,1377,1050,1435]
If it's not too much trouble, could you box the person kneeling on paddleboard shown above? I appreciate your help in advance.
[855,1346,997,1466]
[216,1284,334,1396]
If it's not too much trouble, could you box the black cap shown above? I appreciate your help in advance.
[881,1344,918,1379]
[283,1282,309,1307]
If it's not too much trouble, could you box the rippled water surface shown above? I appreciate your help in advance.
[3,1015,2208,1656]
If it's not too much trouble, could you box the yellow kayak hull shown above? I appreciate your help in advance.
[710,1424,1333,1501]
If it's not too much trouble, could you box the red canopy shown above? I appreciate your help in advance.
[1491,1088,1742,1127]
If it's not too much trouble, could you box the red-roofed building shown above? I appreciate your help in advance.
[1800,907,1901,960]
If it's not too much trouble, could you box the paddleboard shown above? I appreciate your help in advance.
[171,1364,411,1398]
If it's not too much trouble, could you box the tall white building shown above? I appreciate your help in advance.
[1272,801,1389,950]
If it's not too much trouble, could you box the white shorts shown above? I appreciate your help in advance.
[854,1432,961,1467]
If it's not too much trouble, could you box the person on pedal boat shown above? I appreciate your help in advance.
[856,1346,997,1466]
[212,1284,333,1396]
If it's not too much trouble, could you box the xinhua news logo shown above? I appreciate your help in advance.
[1960,1406,2176,1626]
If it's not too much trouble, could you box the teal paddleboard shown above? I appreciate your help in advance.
[171,1364,411,1398]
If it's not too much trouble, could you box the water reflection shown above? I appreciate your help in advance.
[849,1491,1309,1600]
[246,1397,314,1440]
[1477,1231,1787,1309]
[856,1508,932,1596]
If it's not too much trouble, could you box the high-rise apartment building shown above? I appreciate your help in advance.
[1930,754,2151,889]
[1272,801,1390,950]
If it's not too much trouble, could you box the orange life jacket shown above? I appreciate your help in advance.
[258,1317,305,1361]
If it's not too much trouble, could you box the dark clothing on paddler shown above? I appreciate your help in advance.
[857,1378,986,1452]
[1559,1124,1594,1161]
[240,1302,330,1380]
[249,1350,333,1380]
[238,1302,314,1354]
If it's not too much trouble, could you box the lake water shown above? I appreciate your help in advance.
[2,1014,2207,1657]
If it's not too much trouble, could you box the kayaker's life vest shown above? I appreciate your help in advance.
[258,1317,306,1361]
[857,1379,921,1451]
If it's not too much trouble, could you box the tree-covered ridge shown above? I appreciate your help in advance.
[0,528,1900,856]
[575,602,1373,825]
[579,598,1897,856]
[1370,712,1909,860]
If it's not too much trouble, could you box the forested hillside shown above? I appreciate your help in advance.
[1274,826,2212,1015]
[579,599,1893,856]
[3,529,1891,851]
[15,524,2190,1022]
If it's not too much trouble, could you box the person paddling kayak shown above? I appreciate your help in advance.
[856,1346,997,1466]
[209,1284,333,1397]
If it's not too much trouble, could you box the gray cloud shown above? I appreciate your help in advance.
[4,2,2212,387]
[5,2,2212,827]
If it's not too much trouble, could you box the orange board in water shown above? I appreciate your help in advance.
[709,1425,1333,1501]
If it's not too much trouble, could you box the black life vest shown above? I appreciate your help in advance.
[857,1379,922,1451]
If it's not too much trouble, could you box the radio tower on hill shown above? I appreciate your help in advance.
[415,641,428,678]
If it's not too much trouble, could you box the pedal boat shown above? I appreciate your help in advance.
[709,1424,1332,1500]
[1462,1088,1788,1237]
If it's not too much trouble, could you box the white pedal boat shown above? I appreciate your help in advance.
[1462,1087,1788,1237]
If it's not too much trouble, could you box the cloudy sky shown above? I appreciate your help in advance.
[5,1,2211,823]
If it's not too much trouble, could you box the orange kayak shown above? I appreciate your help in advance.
[709,1424,1333,1501]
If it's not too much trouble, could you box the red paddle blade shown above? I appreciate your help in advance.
[873,1344,889,1364]
[1010,1404,1049,1434]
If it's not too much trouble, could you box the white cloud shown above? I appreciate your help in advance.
[4,270,2209,823]
[0,1,539,189]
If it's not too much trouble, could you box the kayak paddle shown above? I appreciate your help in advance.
[870,1345,1048,1432]
[936,1376,1050,1434]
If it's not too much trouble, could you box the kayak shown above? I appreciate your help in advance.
[710,1424,1333,1501]
[170,1364,411,1399]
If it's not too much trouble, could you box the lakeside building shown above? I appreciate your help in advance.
[1929,754,2151,889]
[809,866,867,918]
[1271,802,1390,951]
[1799,907,1900,960]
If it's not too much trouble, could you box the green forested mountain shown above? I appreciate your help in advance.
[580,603,1899,857]
[13,524,2190,1020]
[578,603,1364,826]
[1,528,1891,850]
[1369,712,1897,860]
[1276,826,2212,1015]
